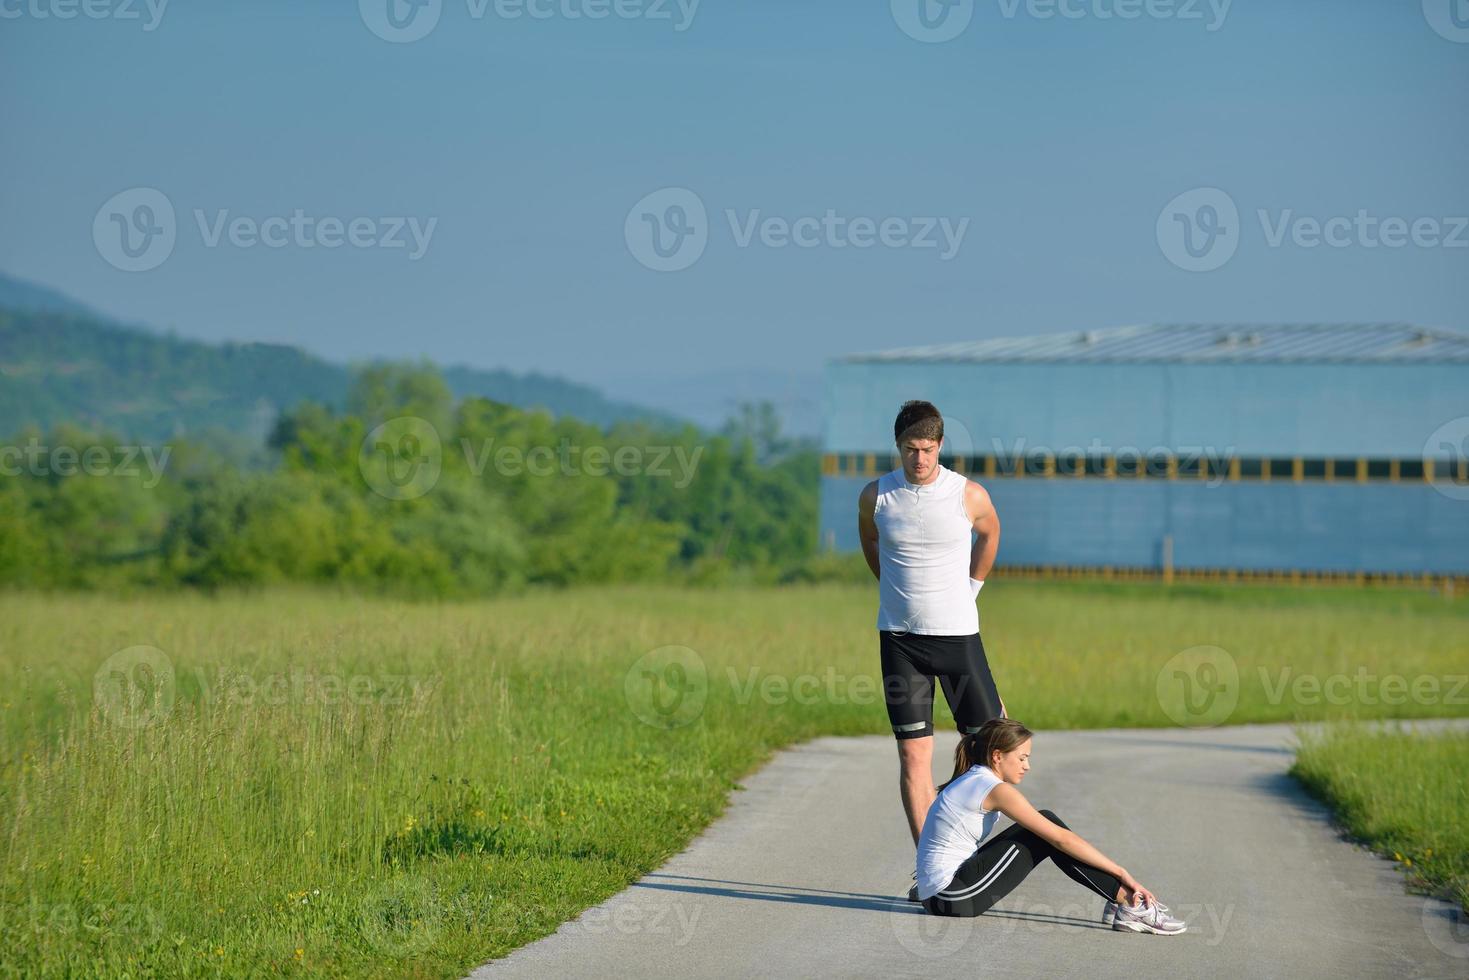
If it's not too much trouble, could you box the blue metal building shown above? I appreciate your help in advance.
[819,324,1469,580]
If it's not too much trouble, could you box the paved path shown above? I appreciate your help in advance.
[473,722,1469,979]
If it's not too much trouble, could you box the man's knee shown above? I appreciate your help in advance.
[896,737,933,776]
[1038,809,1068,828]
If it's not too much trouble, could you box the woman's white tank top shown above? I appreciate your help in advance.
[915,764,1005,900]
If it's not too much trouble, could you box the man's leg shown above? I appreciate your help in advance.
[897,736,934,844]
[937,631,1004,736]
[880,630,937,844]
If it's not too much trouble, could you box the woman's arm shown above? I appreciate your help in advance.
[983,782,1155,906]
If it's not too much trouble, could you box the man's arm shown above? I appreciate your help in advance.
[857,480,880,581]
[965,480,1000,581]
[965,480,1004,716]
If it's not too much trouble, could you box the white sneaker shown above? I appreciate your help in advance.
[1112,898,1186,935]
[1103,899,1168,922]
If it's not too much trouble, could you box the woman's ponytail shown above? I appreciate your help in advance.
[952,731,983,778]
[948,717,1033,783]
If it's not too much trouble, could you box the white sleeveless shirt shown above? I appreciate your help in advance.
[874,464,979,636]
[914,764,1004,900]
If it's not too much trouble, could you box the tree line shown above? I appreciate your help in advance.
[0,365,867,595]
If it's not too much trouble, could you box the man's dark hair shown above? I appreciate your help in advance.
[894,400,944,445]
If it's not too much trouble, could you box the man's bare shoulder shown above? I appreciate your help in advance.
[962,475,992,495]
[963,477,995,518]
[858,479,880,507]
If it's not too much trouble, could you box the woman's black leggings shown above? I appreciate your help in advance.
[922,810,1122,917]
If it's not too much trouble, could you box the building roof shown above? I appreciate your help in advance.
[839,323,1469,364]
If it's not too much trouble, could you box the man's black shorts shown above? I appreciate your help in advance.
[880,630,1003,740]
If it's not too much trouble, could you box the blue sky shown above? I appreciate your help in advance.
[2,0,1465,428]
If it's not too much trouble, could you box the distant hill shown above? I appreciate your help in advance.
[438,364,686,433]
[0,273,689,443]
[0,273,96,318]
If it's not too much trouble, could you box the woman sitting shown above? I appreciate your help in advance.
[914,717,1187,934]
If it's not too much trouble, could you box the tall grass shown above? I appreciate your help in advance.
[1292,725,1469,912]
[0,582,1464,976]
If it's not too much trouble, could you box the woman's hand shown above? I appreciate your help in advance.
[1119,872,1156,908]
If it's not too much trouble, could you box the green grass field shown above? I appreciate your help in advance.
[1,582,1465,977]
[1292,725,1469,914]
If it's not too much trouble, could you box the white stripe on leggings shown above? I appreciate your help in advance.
[936,844,1020,902]
[1069,863,1118,902]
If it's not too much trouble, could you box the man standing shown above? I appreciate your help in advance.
[857,400,1005,855]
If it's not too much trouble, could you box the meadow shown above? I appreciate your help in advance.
[1292,725,1469,917]
[1,581,1465,977]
